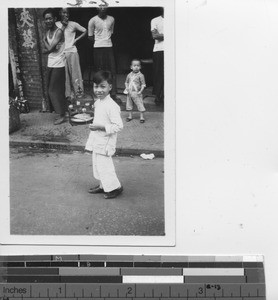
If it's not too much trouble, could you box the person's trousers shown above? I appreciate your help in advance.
[93,47,117,97]
[47,67,66,115]
[92,152,121,192]
[152,51,164,102]
[126,92,146,112]
[65,52,84,98]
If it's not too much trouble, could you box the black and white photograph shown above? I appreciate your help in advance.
[3,0,278,296]
[3,0,175,245]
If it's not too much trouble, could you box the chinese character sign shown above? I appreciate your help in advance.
[18,8,35,49]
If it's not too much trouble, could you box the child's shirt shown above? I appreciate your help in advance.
[85,95,123,156]
[125,71,146,93]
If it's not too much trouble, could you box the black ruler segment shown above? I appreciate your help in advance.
[0,267,59,275]
[2,275,60,283]
[0,255,265,299]
[106,255,134,261]
[60,276,122,283]
[188,262,243,268]
[106,262,133,268]
[161,262,188,268]
[243,262,264,268]
[51,262,79,267]
[0,262,25,268]
[1,298,267,300]
[80,261,104,267]
[2,276,123,283]
[26,261,51,267]
[245,268,265,283]
[134,262,162,268]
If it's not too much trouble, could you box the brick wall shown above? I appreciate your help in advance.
[34,8,50,109]
[12,8,45,110]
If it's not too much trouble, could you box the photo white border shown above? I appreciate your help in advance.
[0,0,175,246]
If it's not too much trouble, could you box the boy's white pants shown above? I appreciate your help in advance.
[92,152,121,192]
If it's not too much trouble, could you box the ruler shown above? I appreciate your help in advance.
[0,255,265,299]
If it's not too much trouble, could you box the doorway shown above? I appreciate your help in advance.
[68,6,163,93]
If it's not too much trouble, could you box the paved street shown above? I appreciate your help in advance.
[10,148,164,236]
[9,95,164,156]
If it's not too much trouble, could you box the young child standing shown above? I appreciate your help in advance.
[124,59,146,123]
[85,71,123,199]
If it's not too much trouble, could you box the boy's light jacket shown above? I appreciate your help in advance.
[85,95,123,156]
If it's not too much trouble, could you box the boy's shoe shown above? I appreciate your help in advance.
[88,186,104,194]
[104,186,123,199]
[140,119,145,123]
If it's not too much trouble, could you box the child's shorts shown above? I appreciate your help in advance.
[126,91,146,112]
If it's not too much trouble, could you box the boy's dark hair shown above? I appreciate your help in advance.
[93,70,112,84]
[131,58,141,65]
[43,8,56,18]
[60,7,70,14]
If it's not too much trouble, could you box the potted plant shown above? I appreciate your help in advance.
[9,97,21,133]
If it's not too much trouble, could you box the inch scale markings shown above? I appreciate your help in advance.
[0,283,266,299]
[0,255,266,300]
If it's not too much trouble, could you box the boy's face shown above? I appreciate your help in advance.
[60,8,69,21]
[131,61,141,73]
[44,13,56,29]
[93,80,112,100]
[97,6,108,18]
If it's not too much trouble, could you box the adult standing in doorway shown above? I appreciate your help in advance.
[56,7,87,101]
[151,9,164,106]
[88,6,118,101]
[43,8,67,125]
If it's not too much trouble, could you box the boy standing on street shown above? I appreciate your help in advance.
[125,59,146,123]
[85,71,123,199]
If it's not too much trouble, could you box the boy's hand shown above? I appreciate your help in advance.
[54,43,62,52]
[61,16,69,26]
[89,124,98,131]
[89,124,104,131]
[137,91,142,95]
